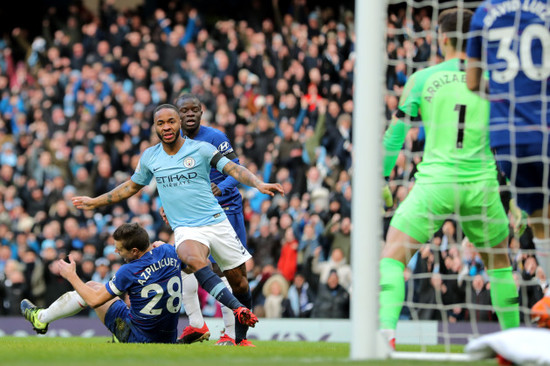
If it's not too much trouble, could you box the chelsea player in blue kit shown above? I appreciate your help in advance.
[72,104,284,345]
[171,93,249,346]
[21,223,182,343]
[466,0,550,284]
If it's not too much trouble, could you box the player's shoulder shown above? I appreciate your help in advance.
[142,143,163,158]
[471,0,492,20]
[137,143,162,167]
[404,65,433,90]
[151,244,181,266]
[417,60,459,80]
[112,260,132,280]
[187,137,214,149]
[154,243,177,256]
[200,126,230,143]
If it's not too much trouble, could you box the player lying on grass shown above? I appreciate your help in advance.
[21,223,182,343]
[380,8,519,349]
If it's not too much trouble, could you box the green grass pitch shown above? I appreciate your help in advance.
[0,337,498,366]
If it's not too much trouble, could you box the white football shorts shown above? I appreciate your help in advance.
[174,219,251,271]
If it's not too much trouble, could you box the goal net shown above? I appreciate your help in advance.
[352,0,549,360]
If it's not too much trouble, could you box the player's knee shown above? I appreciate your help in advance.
[211,262,223,277]
[231,274,249,294]
[177,247,208,271]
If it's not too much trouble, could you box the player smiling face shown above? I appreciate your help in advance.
[154,107,182,146]
[177,96,203,136]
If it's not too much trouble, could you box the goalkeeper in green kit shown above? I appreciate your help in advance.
[379,8,519,349]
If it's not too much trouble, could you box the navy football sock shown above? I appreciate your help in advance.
[194,266,243,310]
[234,289,252,343]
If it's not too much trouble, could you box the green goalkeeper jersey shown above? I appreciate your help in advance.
[386,58,496,183]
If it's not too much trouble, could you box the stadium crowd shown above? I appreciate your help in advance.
[0,0,546,325]
[0,0,353,319]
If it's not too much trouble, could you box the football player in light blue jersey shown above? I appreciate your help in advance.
[72,104,284,340]
[21,223,182,343]
[466,0,550,284]
[167,93,250,346]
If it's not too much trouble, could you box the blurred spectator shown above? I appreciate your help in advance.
[262,273,290,318]
[517,256,545,310]
[465,274,494,323]
[411,244,439,320]
[0,260,27,315]
[321,213,351,264]
[286,272,315,318]
[277,227,299,282]
[311,246,351,292]
[248,222,280,269]
[91,257,111,284]
[311,269,350,318]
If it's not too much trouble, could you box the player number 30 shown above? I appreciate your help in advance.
[140,275,182,315]
[488,24,550,82]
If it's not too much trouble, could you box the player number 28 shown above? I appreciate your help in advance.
[488,24,550,82]
[140,275,182,315]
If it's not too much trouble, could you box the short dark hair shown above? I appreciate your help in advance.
[112,223,149,252]
[153,103,179,116]
[175,93,200,108]
[438,8,473,51]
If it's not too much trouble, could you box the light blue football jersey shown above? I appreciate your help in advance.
[131,139,230,228]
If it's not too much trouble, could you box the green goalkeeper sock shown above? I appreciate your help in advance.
[379,257,405,331]
[487,266,519,330]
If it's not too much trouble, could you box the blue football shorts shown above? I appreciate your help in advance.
[495,143,550,215]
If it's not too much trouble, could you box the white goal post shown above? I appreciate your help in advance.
[350,0,386,360]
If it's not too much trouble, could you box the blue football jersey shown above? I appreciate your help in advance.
[188,126,243,214]
[105,244,182,342]
[131,138,231,228]
[467,0,550,148]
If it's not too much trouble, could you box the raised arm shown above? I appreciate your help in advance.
[72,179,144,210]
[222,160,284,197]
[58,255,115,308]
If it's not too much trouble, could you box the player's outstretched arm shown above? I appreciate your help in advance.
[58,255,115,308]
[72,180,144,210]
[222,160,284,197]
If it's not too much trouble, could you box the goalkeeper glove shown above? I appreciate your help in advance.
[509,198,528,237]
[382,179,393,208]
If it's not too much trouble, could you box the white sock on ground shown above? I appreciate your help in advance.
[380,328,396,341]
[182,272,205,328]
[220,276,235,339]
[37,291,87,323]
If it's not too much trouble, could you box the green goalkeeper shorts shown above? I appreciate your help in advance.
[390,179,509,247]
